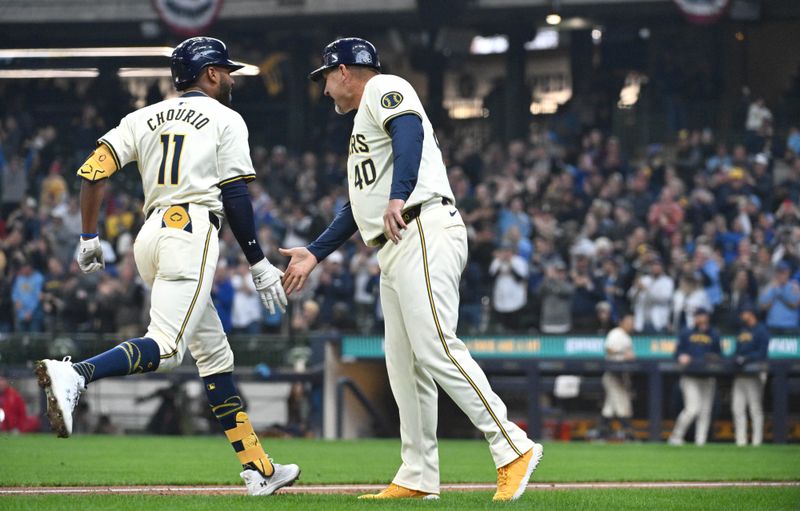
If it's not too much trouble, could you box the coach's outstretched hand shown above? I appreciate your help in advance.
[250,258,287,315]
[77,236,105,273]
[279,247,318,295]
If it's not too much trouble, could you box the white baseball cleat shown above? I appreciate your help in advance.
[34,357,85,438]
[240,462,301,496]
[667,437,684,446]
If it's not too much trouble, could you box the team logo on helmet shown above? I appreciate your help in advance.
[381,92,403,109]
[355,49,373,65]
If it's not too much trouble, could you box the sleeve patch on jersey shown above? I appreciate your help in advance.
[76,143,118,182]
[381,91,404,109]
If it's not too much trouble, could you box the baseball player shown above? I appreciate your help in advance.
[668,307,721,446]
[600,313,635,440]
[731,305,769,446]
[280,38,541,502]
[33,37,299,496]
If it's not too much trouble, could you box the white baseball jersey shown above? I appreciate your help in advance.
[348,74,454,243]
[604,327,633,361]
[98,92,255,216]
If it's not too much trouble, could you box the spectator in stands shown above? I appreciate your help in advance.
[350,245,378,334]
[314,251,354,329]
[459,259,486,335]
[731,305,769,447]
[648,186,684,239]
[498,196,531,241]
[231,262,263,334]
[629,257,674,333]
[1,155,28,218]
[291,299,321,334]
[212,262,235,334]
[0,252,14,333]
[0,375,40,433]
[593,301,614,334]
[489,241,529,331]
[758,261,800,334]
[693,245,722,310]
[114,257,146,338]
[539,260,574,334]
[12,260,44,332]
[570,252,603,332]
[600,313,635,441]
[721,267,758,328]
[745,97,772,150]
[672,272,711,332]
[599,257,627,322]
[40,256,66,332]
[669,308,721,446]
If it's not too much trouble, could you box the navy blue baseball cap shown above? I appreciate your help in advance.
[309,37,381,81]
[694,307,710,316]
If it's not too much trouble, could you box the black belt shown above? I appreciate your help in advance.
[146,203,220,230]
[372,197,452,248]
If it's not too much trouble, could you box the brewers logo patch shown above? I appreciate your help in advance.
[381,91,403,109]
[162,205,192,232]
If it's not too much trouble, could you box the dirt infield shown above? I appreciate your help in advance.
[2,482,798,496]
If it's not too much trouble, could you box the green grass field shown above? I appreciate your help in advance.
[1,435,798,510]
[3,490,800,511]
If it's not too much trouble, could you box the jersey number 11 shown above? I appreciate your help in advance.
[158,133,185,186]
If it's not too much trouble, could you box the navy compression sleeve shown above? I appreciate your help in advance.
[387,114,424,201]
[307,202,358,262]
[220,179,264,265]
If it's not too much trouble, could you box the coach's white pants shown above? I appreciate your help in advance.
[378,201,533,494]
[601,372,632,418]
[133,203,233,377]
[732,375,764,446]
[670,376,716,445]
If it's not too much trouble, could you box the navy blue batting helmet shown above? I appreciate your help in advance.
[170,37,244,90]
[309,37,381,82]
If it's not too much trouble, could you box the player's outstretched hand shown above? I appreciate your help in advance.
[77,236,105,273]
[250,258,287,315]
[279,246,318,295]
[383,199,407,244]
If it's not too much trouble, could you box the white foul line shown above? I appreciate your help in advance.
[1,481,799,495]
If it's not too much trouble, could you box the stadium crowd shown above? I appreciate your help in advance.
[2,79,800,338]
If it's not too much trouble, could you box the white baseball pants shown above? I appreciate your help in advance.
[377,200,533,494]
[133,203,234,377]
[601,372,633,418]
[671,376,716,445]
[731,374,765,446]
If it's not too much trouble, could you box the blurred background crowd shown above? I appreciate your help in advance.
[2,78,800,339]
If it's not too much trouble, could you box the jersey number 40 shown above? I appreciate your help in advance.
[353,158,376,190]
[157,133,186,186]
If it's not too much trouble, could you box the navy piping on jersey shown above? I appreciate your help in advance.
[181,91,208,98]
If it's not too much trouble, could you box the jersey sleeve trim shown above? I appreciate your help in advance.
[97,138,122,170]
[218,174,256,188]
[382,110,423,135]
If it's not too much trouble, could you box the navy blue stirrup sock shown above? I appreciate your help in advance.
[203,372,243,430]
[72,337,160,384]
[204,372,275,477]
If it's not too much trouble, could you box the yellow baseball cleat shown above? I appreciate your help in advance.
[358,483,439,500]
[493,443,544,502]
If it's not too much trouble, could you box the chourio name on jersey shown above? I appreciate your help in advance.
[146,108,211,131]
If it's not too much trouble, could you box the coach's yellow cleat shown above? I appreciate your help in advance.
[493,443,544,502]
[358,483,439,500]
